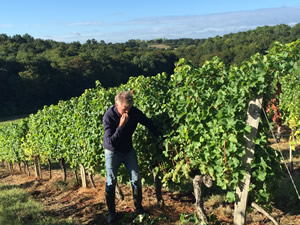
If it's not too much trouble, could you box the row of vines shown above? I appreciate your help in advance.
[0,40,299,205]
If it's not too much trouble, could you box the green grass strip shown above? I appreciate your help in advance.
[0,184,76,225]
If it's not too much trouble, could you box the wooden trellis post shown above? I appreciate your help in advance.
[59,158,67,182]
[34,156,40,178]
[233,95,263,225]
[80,164,87,188]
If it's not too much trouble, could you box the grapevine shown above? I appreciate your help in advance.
[0,39,299,205]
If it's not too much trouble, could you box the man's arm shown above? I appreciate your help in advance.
[103,113,124,148]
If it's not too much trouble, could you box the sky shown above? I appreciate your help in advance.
[1,0,300,43]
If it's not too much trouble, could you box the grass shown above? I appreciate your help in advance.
[0,184,78,225]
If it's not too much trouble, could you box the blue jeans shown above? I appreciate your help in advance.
[105,149,141,193]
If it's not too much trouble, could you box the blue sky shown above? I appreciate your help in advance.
[1,0,300,43]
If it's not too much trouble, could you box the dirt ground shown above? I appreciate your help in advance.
[0,138,300,225]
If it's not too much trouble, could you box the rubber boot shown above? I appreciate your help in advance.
[105,190,116,224]
[132,187,145,215]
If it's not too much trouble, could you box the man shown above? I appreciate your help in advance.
[103,91,161,223]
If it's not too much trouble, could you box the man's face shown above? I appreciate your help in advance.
[115,101,132,115]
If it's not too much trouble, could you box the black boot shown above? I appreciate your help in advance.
[132,187,145,215]
[105,190,116,224]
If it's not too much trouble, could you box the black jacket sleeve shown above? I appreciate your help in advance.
[103,114,124,147]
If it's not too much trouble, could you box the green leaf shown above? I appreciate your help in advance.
[244,125,252,133]
[257,170,267,181]
[226,191,235,202]
[229,134,238,143]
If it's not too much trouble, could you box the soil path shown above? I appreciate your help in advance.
[0,167,196,225]
[0,137,299,225]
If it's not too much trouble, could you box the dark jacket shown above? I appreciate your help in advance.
[103,105,160,153]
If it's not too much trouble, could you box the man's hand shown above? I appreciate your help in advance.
[119,113,129,128]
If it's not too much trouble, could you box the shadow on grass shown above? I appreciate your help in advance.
[0,184,77,225]
[0,184,19,191]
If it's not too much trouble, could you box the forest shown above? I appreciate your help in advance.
[1,23,300,118]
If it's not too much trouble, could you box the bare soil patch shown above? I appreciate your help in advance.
[148,44,172,49]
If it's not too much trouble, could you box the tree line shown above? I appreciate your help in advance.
[1,23,300,118]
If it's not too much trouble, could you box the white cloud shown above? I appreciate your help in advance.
[42,7,300,43]
[68,21,105,26]
[72,32,82,36]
